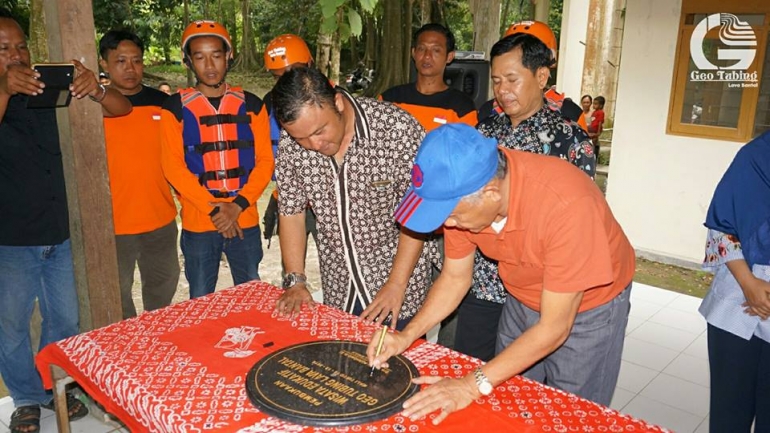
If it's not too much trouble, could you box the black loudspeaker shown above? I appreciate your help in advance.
[409,58,490,109]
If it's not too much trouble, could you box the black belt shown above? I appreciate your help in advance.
[198,167,248,184]
[209,190,239,198]
[199,114,251,126]
[192,140,253,154]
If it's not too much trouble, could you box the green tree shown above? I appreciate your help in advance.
[1,0,30,34]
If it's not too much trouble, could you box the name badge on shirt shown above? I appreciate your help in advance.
[371,180,392,191]
[152,113,161,121]
[433,116,447,125]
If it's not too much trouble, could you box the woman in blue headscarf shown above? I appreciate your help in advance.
[700,131,770,433]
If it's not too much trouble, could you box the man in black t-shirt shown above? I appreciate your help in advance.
[0,11,130,431]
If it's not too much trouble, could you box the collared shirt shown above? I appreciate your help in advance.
[0,95,69,246]
[445,149,634,313]
[276,90,438,318]
[472,104,597,303]
[699,229,770,343]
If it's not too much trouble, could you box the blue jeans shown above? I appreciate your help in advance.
[0,239,79,407]
[181,226,263,299]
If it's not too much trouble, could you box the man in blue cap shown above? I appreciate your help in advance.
[368,123,634,424]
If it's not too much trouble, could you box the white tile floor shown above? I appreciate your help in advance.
[0,282,712,432]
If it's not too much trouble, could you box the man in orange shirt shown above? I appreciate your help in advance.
[370,124,634,422]
[100,30,180,318]
[380,23,477,132]
[160,21,273,298]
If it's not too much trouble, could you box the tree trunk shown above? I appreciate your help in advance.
[227,0,238,60]
[184,0,194,87]
[328,7,344,84]
[29,0,48,63]
[469,0,501,59]
[403,0,413,80]
[500,0,512,36]
[317,30,332,77]
[233,0,258,71]
[367,0,406,97]
[419,0,430,25]
[364,13,376,69]
[430,0,445,25]
[349,35,359,68]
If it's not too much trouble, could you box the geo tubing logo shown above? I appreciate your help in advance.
[690,13,758,84]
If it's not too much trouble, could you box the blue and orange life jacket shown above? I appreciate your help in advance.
[180,86,255,198]
[268,103,280,182]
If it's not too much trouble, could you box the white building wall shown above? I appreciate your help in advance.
[557,0,590,97]
[606,0,744,265]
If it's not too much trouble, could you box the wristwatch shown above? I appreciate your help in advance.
[282,272,307,289]
[473,367,494,396]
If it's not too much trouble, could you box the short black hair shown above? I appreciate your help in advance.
[413,23,456,53]
[272,66,337,124]
[490,33,555,75]
[99,30,144,59]
[594,95,605,108]
[581,94,592,103]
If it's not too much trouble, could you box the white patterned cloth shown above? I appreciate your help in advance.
[699,228,770,343]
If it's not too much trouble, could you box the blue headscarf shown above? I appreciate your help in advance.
[704,131,770,268]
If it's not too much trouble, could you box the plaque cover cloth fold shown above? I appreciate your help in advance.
[36,281,670,432]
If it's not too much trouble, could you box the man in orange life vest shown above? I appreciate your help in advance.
[160,21,274,298]
[380,23,477,132]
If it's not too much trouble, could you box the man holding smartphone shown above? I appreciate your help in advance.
[0,9,130,432]
[99,30,180,319]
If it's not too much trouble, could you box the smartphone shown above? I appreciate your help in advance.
[25,63,75,109]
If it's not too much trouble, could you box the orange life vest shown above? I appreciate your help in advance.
[181,86,255,198]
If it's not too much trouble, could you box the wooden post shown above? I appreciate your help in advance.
[50,364,75,433]
[581,0,626,118]
[42,0,122,330]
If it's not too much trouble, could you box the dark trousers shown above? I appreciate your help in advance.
[707,324,770,433]
[453,292,504,361]
[115,221,180,319]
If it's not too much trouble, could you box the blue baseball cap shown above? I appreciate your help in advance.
[394,124,499,233]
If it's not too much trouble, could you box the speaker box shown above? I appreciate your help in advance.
[409,58,490,109]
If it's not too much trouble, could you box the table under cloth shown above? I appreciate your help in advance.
[36,281,669,432]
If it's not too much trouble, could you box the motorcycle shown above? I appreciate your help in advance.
[344,65,374,94]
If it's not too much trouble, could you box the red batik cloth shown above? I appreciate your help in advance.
[37,281,669,432]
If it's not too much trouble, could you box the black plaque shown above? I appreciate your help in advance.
[246,340,420,426]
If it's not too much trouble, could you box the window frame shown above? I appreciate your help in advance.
[667,3,770,142]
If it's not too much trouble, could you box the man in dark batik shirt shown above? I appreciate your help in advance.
[454,33,596,361]
[270,66,439,331]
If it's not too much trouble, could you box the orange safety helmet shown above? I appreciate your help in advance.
[264,34,313,70]
[182,20,233,60]
[505,20,557,64]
